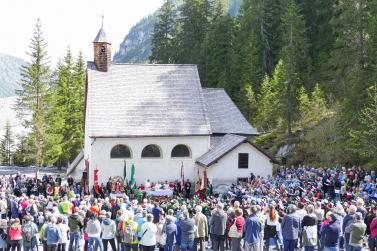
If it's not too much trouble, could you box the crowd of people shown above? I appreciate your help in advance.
[0,166,375,251]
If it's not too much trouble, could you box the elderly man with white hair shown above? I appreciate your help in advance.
[343,205,357,251]
[193,205,208,251]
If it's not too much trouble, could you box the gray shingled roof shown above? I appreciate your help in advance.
[202,88,259,136]
[87,63,211,137]
[196,134,247,167]
[93,28,108,43]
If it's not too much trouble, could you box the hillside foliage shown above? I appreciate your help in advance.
[150,0,377,168]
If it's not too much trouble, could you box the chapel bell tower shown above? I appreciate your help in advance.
[93,16,111,72]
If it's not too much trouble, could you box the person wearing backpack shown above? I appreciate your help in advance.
[228,208,244,251]
[120,214,139,251]
[8,218,22,251]
[21,215,39,251]
[101,212,117,251]
[301,205,317,251]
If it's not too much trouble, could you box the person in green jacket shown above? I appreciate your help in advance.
[40,215,50,251]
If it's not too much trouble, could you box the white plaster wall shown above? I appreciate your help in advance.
[206,142,273,184]
[84,101,91,168]
[88,136,210,188]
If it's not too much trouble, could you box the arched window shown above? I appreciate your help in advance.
[171,144,191,158]
[141,144,162,158]
[110,144,131,158]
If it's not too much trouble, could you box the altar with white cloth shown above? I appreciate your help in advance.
[146,188,173,197]
[110,193,128,199]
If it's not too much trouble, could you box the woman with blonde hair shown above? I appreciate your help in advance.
[264,206,281,251]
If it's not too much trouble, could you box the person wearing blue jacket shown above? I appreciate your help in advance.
[281,205,301,251]
[320,213,341,251]
[44,216,62,251]
[244,206,262,251]
[164,217,177,251]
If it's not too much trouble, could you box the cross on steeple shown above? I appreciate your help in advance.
[101,14,104,28]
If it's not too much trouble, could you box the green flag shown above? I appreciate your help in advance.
[129,164,136,189]
[123,161,128,184]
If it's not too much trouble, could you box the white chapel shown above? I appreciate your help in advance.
[68,24,276,188]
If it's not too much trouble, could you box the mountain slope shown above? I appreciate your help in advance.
[113,0,242,63]
[0,53,26,98]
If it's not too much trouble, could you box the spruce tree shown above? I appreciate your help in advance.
[150,0,176,63]
[68,52,85,163]
[204,3,233,88]
[349,84,377,162]
[0,121,15,166]
[279,0,309,134]
[176,0,214,65]
[45,49,85,167]
[237,0,283,89]
[16,19,50,170]
[255,74,279,132]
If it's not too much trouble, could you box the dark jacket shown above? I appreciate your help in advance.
[342,213,355,240]
[210,210,227,236]
[180,218,195,243]
[281,214,301,240]
[321,221,341,247]
[302,214,317,228]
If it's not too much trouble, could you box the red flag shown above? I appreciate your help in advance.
[203,169,208,189]
[180,162,184,188]
[195,169,200,193]
[94,167,99,193]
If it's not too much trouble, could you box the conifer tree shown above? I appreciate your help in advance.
[255,75,279,132]
[68,52,85,162]
[349,84,377,162]
[150,0,176,63]
[16,19,50,169]
[279,0,309,134]
[176,0,214,65]
[204,3,233,88]
[45,49,85,167]
[239,0,283,85]
[0,121,15,166]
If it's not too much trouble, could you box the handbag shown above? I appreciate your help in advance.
[228,220,241,238]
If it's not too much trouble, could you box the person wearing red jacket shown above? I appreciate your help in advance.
[369,209,377,251]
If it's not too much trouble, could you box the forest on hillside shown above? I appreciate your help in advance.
[150,0,377,168]
[1,0,376,169]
